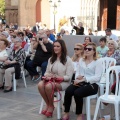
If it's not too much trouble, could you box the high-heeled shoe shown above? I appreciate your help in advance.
[41,109,47,115]
[62,116,69,120]
[45,106,54,117]
[41,108,48,115]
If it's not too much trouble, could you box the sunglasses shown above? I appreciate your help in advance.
[74,48,82,51]
[84,47,93,51]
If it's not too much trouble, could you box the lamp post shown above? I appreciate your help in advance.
[48,0,61,30]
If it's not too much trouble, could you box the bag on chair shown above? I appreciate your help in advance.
[42,76,64,102]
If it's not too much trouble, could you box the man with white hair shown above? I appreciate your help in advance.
[25,33,53,81]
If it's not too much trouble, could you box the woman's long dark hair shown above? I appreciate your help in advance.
[50,39,67,65]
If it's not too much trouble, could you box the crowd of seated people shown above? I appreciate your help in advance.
[0,24,120,120]
[37,37,120,120]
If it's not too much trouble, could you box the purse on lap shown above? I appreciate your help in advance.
[42,76,64,102]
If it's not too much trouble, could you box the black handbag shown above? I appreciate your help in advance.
[0,63,18,69]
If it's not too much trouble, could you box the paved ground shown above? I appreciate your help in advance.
[0,76,115,120]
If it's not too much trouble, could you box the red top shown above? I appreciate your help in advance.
[13,41,26,50]
[21,41,27,48]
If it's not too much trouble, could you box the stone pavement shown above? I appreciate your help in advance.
[0,76,115,120]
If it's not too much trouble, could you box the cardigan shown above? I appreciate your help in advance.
[45,56,74,90]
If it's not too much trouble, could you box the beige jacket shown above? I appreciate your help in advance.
[45,56,74,90]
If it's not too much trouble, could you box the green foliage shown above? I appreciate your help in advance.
[0,0,5,18]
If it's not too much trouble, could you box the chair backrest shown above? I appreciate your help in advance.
[101,57,116,74]
[105,66,120,98]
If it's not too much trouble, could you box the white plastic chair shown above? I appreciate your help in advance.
[98,57,116,109]
[93,66,120,120]
[13,67,27,91]
[39,91,64,120]
[72,93,98,120]
[85,93,99,120]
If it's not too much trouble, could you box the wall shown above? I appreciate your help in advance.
[18,0,38,28]
[5,0,18,25]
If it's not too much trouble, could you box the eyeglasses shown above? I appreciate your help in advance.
[84,47,93,51]
[74,48,82,51]
[108,43,114,45]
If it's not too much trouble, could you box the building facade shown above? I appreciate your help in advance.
[5,0,120,31]
[5,0,50,28]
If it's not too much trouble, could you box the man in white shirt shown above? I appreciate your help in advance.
[105,28,119,41]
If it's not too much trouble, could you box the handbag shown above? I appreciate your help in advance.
[0,63,18,69]
[100,73,106,84]
[42,76,63,102]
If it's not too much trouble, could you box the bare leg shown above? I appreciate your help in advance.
[38,81,49,109]
[45,83,62,112]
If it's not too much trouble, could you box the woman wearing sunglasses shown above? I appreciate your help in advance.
[62,42,103,120]
[71,43,84,82]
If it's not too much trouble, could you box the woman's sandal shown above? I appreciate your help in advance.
[45,106,54,117]
[41,109,47,115]
[41,106,48,115]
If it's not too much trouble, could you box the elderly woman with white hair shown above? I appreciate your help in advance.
[104,40,120,65]
[0,37,26,92]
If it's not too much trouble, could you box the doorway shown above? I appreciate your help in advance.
[107,0,117,29]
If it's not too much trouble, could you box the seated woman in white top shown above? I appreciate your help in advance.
[71,43,84,81]
[62,42,103,120]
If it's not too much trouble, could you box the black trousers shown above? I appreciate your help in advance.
[64,83,98,114]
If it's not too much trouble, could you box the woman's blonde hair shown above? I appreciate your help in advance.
[83,42,98,60]
[72,43,84,62]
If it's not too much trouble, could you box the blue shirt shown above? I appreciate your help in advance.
[49,34,55,42]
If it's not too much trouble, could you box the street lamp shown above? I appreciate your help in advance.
[48,0,61,30]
